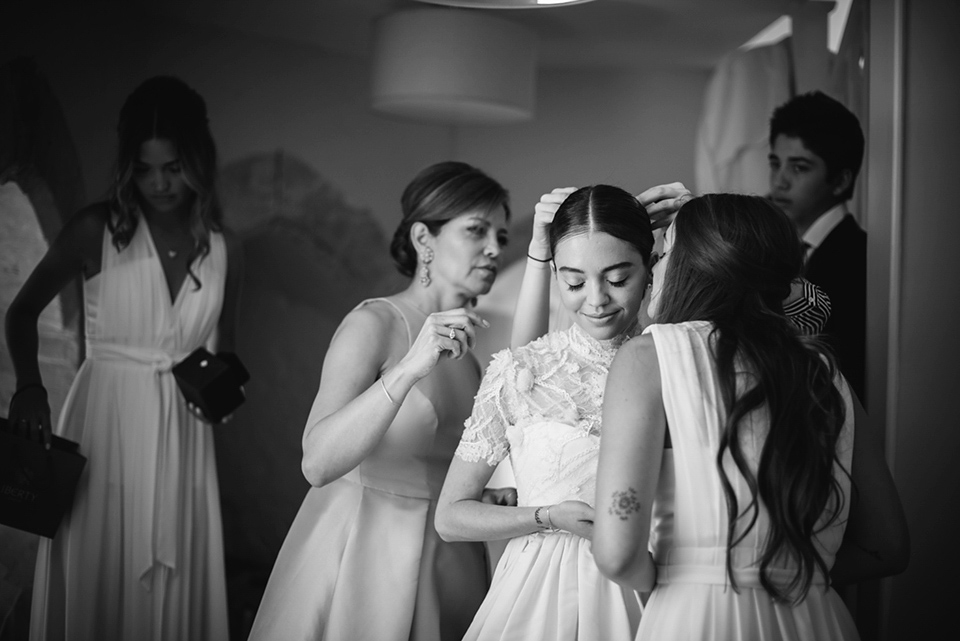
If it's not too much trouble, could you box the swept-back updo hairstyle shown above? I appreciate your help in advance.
[547,184,654,267]
[656,193,848,603]
[390,161,510,277]
[108,75,222,287]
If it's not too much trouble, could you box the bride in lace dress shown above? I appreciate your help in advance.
[435,185,654,640]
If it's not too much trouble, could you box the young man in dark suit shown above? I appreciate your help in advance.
[767,91,866,402]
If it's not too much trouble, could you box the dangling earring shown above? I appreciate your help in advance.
[419,248,434,287]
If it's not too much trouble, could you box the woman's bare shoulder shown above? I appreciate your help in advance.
[321,298,408,377]
[49,202,111,271]
[331,298,404,351]
[62,202,110,242]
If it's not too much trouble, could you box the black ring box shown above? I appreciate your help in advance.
[172,348,250,424]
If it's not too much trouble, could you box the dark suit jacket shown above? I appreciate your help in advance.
[804,214,867,402]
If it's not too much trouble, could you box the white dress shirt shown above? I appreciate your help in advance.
[802,203,851,262]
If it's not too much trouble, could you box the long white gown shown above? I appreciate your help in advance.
[455,323,644,641]
[30,218,229,641]
[639,321,860,641]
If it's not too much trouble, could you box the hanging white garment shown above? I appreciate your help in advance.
[694,39,794,197]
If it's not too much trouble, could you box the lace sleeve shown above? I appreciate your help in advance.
[455,349,516,467]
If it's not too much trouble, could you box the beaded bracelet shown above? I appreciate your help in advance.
[534,505,558,532]
[534,506,547,529]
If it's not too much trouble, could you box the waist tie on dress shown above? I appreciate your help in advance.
[340,467,435,500]
[86,341,190,589]
[655,547,827,589]
[87,341,186,372]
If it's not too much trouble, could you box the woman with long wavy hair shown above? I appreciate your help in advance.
[6,75,242,641]
[593,194,909,639]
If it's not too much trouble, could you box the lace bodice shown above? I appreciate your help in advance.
[456,324,633,506]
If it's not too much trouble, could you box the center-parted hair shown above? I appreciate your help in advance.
[108,75,222,288]
[656,193,848,603]
[390,161,510,277]
[547,185,654,267]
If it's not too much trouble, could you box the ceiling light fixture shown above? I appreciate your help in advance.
[371,7,537,124]
[415,0,596,8]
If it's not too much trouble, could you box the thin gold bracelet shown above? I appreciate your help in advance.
[379,377,401,407]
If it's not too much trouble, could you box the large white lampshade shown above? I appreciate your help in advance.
[416,1,596,7]
[371,8,537,124]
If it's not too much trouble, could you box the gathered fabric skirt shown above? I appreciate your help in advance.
[248,477,489,641]
[463,531,643,641]
[30,360,228,641]
[636,575,860,641]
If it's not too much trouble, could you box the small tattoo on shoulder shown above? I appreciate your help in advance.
[609,488,642,521]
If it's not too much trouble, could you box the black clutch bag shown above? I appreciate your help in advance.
[0,416,88,538]
[172,348,250,424]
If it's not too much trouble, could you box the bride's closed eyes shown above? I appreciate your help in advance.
[559,263,635,292]
[563,277,630,292]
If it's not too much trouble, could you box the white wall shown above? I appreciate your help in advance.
[459,67,705,215]
[2,2,454,236]
[3,3,704,245]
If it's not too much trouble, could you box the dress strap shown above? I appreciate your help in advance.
[354,297,423,349]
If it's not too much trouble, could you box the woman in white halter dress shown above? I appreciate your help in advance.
[7,76,240,641]
[29,217,232,641]
[594,194,909,641]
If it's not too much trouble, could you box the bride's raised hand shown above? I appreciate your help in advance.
[636,181,693,231]
[529,187,577,262]
[398,307,490,381]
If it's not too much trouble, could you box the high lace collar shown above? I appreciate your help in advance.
[567,320,639,361]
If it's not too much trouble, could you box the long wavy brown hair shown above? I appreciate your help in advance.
[107,76,222,288]
[655,193,849,603]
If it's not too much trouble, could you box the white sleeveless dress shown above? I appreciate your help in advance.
[30,218,230,641]
[639,321,860,640]
[248,297,489,641]
[455,323,644,641]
